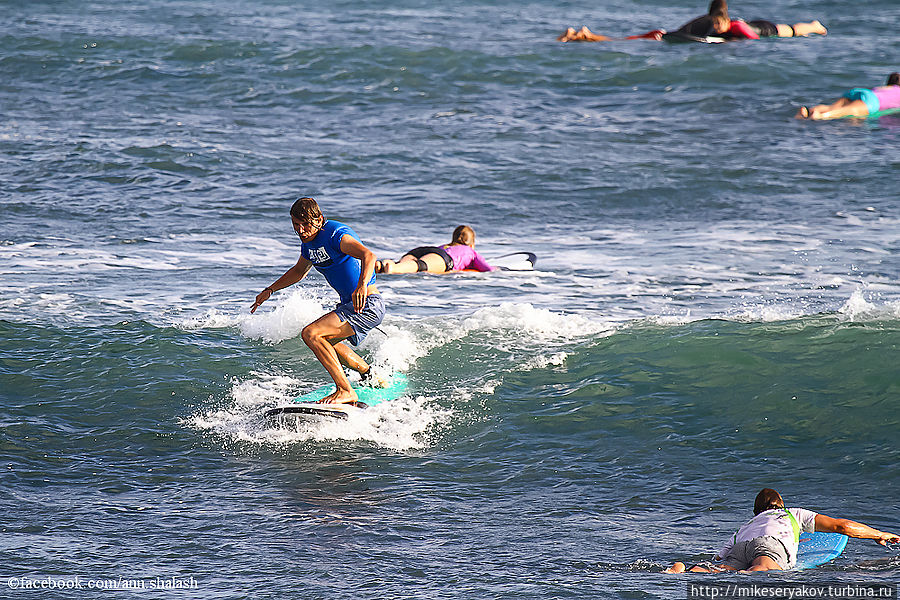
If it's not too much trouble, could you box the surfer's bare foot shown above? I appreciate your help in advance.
[381,259,396,274]
[795,106,810,119]
[368,372,389,388]
[807,106,828,120]
[320,389,358,404]
[359,365,389,388]
[664,562,686,574]
[557,27,577,42]
[790,20,827,37]
[573,26,612,41]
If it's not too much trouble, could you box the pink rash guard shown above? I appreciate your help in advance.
[442,244,494,272]
[727,20,760,39]
[873,85,900,111]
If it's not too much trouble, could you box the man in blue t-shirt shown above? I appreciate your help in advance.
[251,197,384,404]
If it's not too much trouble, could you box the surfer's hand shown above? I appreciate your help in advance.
[352,284,367,312]
[876,532,899,546]
[251,287,273,313]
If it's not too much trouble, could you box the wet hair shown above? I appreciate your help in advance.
[290,197,323,224]
[887,72,900,87]
[708,0,729,31]
[754,488,784,515]
[451,225,475,246]
[708,0,728,15]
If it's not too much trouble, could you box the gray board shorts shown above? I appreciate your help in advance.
[333,293,385,346]
[722,535,790,570]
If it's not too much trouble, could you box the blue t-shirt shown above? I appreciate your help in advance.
[300,220,375,303]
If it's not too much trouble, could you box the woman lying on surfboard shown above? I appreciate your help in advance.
[557,0,826,43]
[375,225,495,275]
[796,72,900,120]
[664,488,899,573]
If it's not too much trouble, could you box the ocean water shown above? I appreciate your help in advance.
[1,0,898,598]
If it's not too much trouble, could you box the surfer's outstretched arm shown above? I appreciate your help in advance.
[251,256,312,313]
[814,515,900,546]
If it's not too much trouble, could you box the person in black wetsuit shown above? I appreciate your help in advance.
[557,0,826,42]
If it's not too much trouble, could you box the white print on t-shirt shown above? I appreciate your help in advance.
[308,247,331,264]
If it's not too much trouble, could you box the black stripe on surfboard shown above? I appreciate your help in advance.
[490,252,536,271]
[265,405,351,419]
[491,251,536,264]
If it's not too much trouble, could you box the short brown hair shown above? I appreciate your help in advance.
[451,225,475,245]
[754,488,784,515]
[290,197,323,223]
[887,72,900,87]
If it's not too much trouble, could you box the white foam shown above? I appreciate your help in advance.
[181,289,331,344]
[186,371,451,452]
[838,288,900,321]
[521,352,569,371]
[369,322,428,374]
[726,300,806,323]
[5,213,899,333]
[183,301,611,451]
[462,302,611,340]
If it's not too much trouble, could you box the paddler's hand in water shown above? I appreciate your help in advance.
[352,283,368,313]
[251,287,274,314]
[875,531,899,546]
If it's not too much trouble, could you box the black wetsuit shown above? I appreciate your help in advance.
[664,14,781,41]
[674,14,716,37]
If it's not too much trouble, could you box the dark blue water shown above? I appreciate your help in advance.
[1,0,898,597]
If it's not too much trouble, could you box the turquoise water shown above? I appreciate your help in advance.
[1,0,898,598]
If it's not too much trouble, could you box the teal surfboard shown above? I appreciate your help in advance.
[795,532,848,570]
[265,373,408,420]
[839,107,900,119]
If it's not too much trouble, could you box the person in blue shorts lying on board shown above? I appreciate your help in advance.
[665,488,898,573]
[251,197,384,405]
[795,72,900,120]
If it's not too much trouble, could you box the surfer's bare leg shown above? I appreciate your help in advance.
[804,98,869,120]
[383,253,448,274]
[301,312,358,404]
[382,257,416,274]
[745,556,782,572]
[576,26,612,41]
[557,25,612,42]
[664,561,734,573]
[779,21,826,37]
[333,341,369,375]
[664,562,686,573]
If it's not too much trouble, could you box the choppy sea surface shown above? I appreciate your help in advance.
[1,0,898,597]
